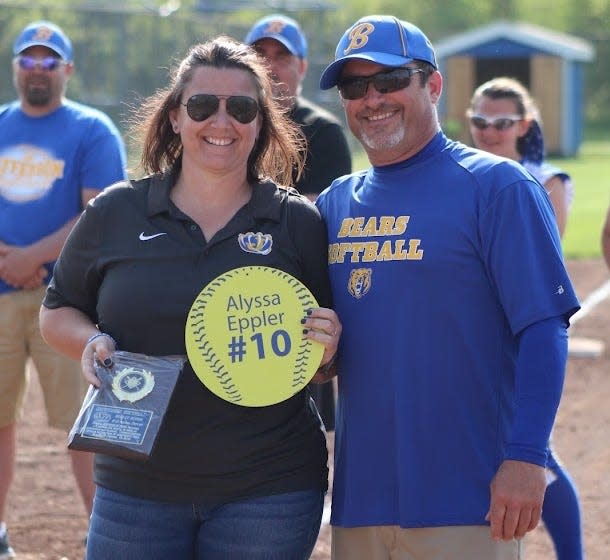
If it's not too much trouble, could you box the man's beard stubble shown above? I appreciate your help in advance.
[360,127,405,152]
[25,85,53,106]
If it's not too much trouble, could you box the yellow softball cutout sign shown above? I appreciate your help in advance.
[185,266,324,407]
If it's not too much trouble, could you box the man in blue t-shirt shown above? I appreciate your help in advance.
[315,15,580,560]
[0,20,126,558]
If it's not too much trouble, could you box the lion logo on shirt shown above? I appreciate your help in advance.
[348,268,372,299]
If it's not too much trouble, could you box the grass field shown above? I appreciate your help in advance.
[351,139,610,259]
[558,140,610,258]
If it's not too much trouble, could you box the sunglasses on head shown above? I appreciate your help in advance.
[469,114,522,131]
[15,55,65,72]
[337,67,426,100]
[181,94,259,124]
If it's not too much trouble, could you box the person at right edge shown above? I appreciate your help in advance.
[245,14,352,432]
[602,202,610,270]
[315,15,580,560]
[467,76,584,560]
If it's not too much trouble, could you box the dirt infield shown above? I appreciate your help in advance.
[6,259,610,559]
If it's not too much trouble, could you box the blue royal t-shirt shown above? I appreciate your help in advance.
[0,100,127,294]
[316,132,579,528]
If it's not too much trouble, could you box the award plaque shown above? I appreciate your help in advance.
[68,351,186,460]
[185,266,324,407]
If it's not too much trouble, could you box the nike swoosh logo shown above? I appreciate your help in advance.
[139,232,168,241]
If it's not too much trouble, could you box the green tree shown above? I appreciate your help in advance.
[1,0,608,134]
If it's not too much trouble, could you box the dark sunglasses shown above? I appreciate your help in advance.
[337,67,426,100]
[181,94,259,124]
[469,114,522,131]
[15,55,65,72]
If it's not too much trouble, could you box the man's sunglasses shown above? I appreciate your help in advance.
[469,114,522,131]
[15,55,65,72]
[181,94,259,124]
[337,67,426,100]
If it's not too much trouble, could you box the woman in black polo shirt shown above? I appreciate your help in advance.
[39,36,340,560]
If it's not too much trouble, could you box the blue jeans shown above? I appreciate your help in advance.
[87,486,324,560]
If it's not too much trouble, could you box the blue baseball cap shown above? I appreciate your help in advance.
[13,20,73,61]
[245,14,307,58]
[320,15,437,90]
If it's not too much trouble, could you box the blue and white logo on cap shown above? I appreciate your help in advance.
[320,15,437,90]
[245,14,307,58]
[342,22,377,55]
[13,21,73,61]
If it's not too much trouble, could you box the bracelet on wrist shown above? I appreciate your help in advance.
[86,332,117,348]
[318,352,337,376]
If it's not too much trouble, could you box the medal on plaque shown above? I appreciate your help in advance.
[111,367,155,403]
[185,266,324,407]
[68,352,185,460]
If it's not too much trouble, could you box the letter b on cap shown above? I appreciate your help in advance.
[344,23,374,54]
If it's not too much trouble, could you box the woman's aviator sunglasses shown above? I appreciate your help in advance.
[337,67,426,100]
[469,114,523,131]
[182,94,259,124]
[15,55,65,72]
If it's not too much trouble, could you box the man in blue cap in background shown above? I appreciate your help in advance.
[0,20,126,558]
[246,14,352,432]
[315,15,579,559]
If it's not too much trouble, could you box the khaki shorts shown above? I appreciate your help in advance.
[0,287,87,430]
[332,525,523,560]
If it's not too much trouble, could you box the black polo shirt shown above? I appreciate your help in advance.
[291,97,352,196]
[44,170,331,503]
